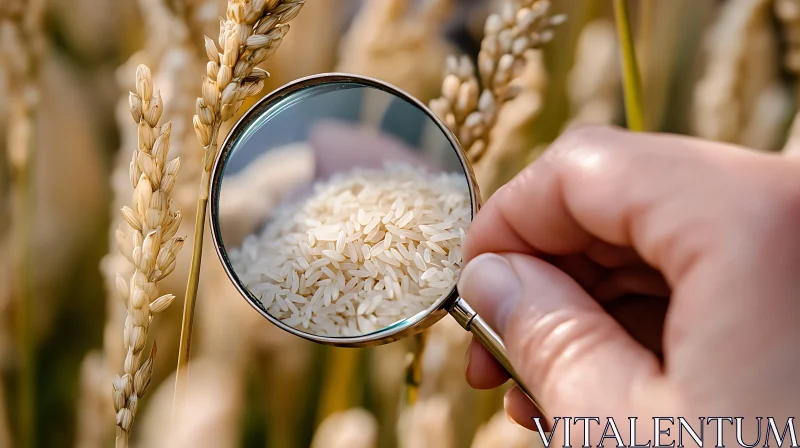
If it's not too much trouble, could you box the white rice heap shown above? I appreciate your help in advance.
[229,164,471,336]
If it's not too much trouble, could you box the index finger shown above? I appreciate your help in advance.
[464,125,756,284]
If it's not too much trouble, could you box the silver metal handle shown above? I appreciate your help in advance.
[449,297,547,418]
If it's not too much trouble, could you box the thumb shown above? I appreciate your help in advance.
[457,253,662,415]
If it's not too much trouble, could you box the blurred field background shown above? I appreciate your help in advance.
[1,0,799,446]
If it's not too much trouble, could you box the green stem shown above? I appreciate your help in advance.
[614,0,646,132]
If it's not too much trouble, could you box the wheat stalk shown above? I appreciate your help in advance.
[613,0,645,132]
[0,1,44,447]
[429,0,563,164]
[175,0,305,416]
[113,64,184,448]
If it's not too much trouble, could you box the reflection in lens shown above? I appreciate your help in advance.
[217,81,472,337]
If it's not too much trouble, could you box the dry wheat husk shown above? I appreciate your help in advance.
[337,0,455,101]
[181,1,307,376]
[473,50,547,197]
[471,410,544,448]
[693,0,790,151]
[429,0,563,164]
[565,20,620,127]
[78,1,215,445]
[175,0,307,415]
[193,0,305,178]
[112,64,184,447]
[310,408,379,448]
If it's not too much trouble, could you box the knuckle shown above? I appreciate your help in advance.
[543,125,620,167]
[508,308,617,403]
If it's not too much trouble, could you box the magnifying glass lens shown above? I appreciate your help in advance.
[213,78,476,340]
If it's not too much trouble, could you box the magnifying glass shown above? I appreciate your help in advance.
[209,73,544,415]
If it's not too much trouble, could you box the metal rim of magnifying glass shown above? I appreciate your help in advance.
[209,72,482,348]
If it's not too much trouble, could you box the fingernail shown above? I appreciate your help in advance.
[458,253,521,334]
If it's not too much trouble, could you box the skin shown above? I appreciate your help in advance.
[457,126,800,439]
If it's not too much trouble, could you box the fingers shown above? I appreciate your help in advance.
[592,267,670,302]
[604,295,667,355]
[504,386,544,431]
[465,339,509,389]
[458,252,662,415]
[463,125,762,284]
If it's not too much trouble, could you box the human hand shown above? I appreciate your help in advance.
[457,126,800,435]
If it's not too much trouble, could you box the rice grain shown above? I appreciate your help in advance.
[230,164,470,336]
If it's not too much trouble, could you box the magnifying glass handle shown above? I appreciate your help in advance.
[449,297,548,418]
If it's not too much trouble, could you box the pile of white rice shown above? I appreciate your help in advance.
[229,163,471,336]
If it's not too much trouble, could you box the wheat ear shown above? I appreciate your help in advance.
[420,0,561,406]
[113,64,184,448]
[175,0,305,415]
[776,0,800,78]
[429,0,563,164]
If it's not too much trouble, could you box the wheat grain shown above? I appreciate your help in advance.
[76,1,209,445]
[193,0,305,179]
[429,0,563,163]
[176,0,306,405]
[113,64,184,448]
[472,51,547,197]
